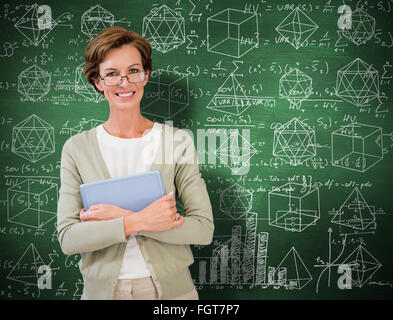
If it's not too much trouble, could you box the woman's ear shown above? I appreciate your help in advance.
[93,76,104,93]
[143,70,150,86]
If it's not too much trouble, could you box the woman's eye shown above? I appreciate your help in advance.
[129,69,139,73]
[106,72,118,77]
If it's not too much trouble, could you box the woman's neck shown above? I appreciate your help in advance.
[103,111,154,139]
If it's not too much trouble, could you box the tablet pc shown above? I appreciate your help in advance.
[80,170,165,212]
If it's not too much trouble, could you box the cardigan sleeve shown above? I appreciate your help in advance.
[57,138,127,255]
[139,131,214,245]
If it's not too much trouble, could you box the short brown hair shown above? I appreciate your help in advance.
[83,26,152,93]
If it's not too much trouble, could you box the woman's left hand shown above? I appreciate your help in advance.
[79,204,129,222]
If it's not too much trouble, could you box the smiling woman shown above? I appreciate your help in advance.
[56,27,214,300]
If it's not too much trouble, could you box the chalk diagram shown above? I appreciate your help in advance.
[69,119,104,136]
[215,129,258,175]
[74,63,106,103]
[207,71,252,116]
[207,63,275,116]
[7,243,47,288]
[329,187,385,236]
[331,122,383,172]
[18,65,51,101]
[219,183,253,220]
[11,114,55,163]
[279,68,313,109]
[335,58,380,107]
[275,7,319,50]
[194,220,313,290]
[268,182,320,232]
[207,8,259,58]
[141,69,189,120]
[14,3,72,46]
[73,280,83,300]
[142,5,185,53]
[195,214,265,286]
[314,230,382,293]
[273,118,317,166]
[81,5,114,38]
[7,178,58,228]
[340,8,376,46]
[271,247,313,290]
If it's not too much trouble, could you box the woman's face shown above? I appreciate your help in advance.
[94,43,149,111]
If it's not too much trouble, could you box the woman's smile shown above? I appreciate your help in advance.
[115,90,136,99]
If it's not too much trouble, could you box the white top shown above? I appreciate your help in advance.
[96,122,163,279]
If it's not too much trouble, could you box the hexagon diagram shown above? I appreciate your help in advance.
[273,118,316,166]
[275,8,318,50]
[219,183,253,220]
[279,68,312,109]
[341,8,375,46]
[81,5,114,38]
[142,5,185,53]
[336,58,380,107]
[18,65,51,101]
[12,114,55,163]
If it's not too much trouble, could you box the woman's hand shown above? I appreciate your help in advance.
[79,203,129,222]
[137,192,184,232]
[79,192,184,236]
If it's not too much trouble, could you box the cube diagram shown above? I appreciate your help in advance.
[269,182,320,232]
[207,8,259,58]
[142,69,189,120]
[7,179,58,228]
[331,123,383,172]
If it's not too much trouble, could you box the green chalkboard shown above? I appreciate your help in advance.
[0,0,392,300]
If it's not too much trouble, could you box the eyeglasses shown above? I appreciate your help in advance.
[98,71,146,86]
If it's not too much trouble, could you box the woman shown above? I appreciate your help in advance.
[57,26,214,300]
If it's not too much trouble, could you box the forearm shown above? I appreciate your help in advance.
[138,210,214,245]
[58,216,126,255]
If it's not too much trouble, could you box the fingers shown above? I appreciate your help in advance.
[80,209,90,221]
[161,191,174,200]
[173,214,184,226]
[79,206,96,221]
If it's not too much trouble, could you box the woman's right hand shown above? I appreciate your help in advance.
[137,192,184,232]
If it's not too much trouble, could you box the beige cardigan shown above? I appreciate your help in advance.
[57,124,214,299]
